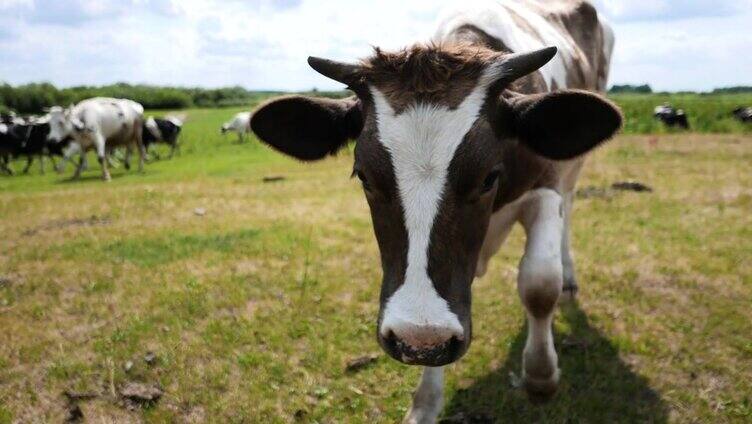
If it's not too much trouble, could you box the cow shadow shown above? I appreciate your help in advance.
[56,173,127,184]
[442,302,669,423]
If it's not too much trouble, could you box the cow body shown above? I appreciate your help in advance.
[0,120,83,176]
[733,107,752,123]
[47,97,145,181]
[250,1,620,422]
[221,112,251,142]
[435,0,612,279]
[654,104,689,129]
[143,116,183,158]
[2,123,52,174]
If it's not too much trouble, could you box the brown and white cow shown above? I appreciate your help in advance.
[251,1,620,421]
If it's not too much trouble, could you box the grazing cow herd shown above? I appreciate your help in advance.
[653,103,752,129]
[2,101,196,179]
[0,101,261,179]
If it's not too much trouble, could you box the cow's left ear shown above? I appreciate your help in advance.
[504,90,622,160]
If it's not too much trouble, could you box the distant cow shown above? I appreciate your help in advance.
[143,116,183,159]
[0,120,79,175]
[221,112,251,142]
[47,98,145,181]
[0,111,26,126]
[733,107,752,123]
[654,104,690,129]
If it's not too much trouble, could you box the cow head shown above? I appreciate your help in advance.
[47,105,85,143]
[251,45,621,367]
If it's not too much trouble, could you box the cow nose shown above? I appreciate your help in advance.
[379,322,465,366]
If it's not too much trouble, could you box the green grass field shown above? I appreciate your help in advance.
[1,102,751,423]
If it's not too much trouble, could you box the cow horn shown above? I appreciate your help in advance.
[308,57,362,87]
[498,46,558,85]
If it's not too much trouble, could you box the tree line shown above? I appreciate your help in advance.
[0,82,281,114]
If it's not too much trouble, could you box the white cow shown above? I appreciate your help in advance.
[47,98,145,181]
[221,112,251,142]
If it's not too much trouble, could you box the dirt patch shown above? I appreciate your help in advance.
[345,354,381,373]
[612,181,654,193]
[23,215,111,237]
[119,382,163,409]
[0,275,12,288]
[263,176,286,183]
[577,181,654,199]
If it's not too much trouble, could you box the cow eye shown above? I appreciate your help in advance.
[481,170,501,193]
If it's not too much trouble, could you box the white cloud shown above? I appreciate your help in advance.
[0,0,32,9]
[592,0,752,21]
[0,0,749,92]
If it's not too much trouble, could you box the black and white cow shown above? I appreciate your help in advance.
[654,104,690,129]
[251,1,621,422]
[0,120,77,175]
[143,116,183,159]
[733,107,752,123]
[0,111,26,126]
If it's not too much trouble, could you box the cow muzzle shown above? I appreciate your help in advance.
[378,320,468,366]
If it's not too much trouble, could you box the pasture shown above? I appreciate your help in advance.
[1,104,751,423]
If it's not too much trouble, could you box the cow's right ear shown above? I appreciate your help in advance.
[251,95,363,161]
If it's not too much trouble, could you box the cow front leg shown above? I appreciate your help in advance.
[404,367,444,424]
[94,136,110,181]
[518,188,564,401]
[70,153,84,179]
[560,191,578,300]
[135,140,146,172]
[22,156,33,174]
[0,156,12,175]
[123,147,132,170]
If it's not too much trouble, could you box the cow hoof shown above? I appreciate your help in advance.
[523,370,559,404]
[560,278,579,303]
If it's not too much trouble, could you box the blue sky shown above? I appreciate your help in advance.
[0,0,750,91]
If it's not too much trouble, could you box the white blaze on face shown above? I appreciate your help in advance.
[377,65,505,339]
